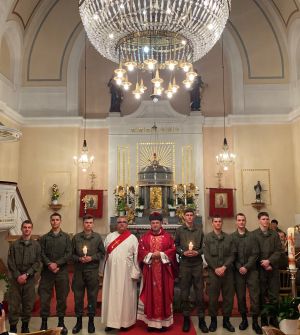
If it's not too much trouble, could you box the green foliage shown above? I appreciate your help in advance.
[187,203,196,209]
[187,195,194,205]
[138,197,145,206]
[177,197,184,205]
[169,207,176,212]
[135,207,144,213]
[167,197,174,206]
[0,274,10,291]
[261,293,300,322]
[116,200,126,211]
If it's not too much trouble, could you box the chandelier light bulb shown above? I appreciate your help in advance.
[135,93,140,99]
[120,3,124,8]
[184,65,189,72]
[117,78,122,85]
[182,40,186,45]
[208,23,213,30]
[157,88,162,95]
[172,87,177,93]
[167,92,172,98]
[74,140,94,172]
[117,72,123,78]
[155,81,160,88]
[128,64,133,71]
[148,62,154,69]
[166,8,171,14]
[109,33,114,38]
[83,169,87,172]
[216,138,235,170]
[144,46,149,52]
[93,13,99,20]
[124,84,129,90]
[169,63,175,70]
[186,81,191,88]
[140,88,144,93]
[224,167,228,170]
[189,74,194,81]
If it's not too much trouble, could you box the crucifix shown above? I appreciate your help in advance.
[89,172,97,190]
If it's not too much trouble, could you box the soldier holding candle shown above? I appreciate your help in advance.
[174,208,208,333]
[71,214,105,334]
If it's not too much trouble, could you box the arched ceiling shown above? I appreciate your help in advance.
[3,0,294,88]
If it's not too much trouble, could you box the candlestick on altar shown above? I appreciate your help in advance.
[126,186,130,206]
[82,196,90,214]
[83,246,87,257]
[189,242,193,251]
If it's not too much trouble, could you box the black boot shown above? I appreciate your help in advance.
[269,317,279,329]
[21,322,30,333]
[252,316,263,334]
[223,317,235,332]
[199,317,209,333]
[40,318,48,331]
[58,317,68,335]
[88,317,95,333]
[209,316,217,332]
[261,316,269,327]
[182,316,191,332]
[72,317,82,334]
[239,314,248,330]
[10,325,17,333]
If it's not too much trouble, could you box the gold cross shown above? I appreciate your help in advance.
[89,172,97,190]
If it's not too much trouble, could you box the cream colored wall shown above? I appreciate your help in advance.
[233,124,296,233]
[18,127,79,235]
[203,127,236,234]
[79,42,231,118]
[292,119,300,214]
[0,36,11,81]
[77,128,109,234]
[0,115,20,182]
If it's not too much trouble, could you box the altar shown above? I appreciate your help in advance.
[110,216,203,239]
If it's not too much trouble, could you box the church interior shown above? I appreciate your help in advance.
[1,0,300,333]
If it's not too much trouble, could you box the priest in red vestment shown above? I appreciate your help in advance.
[137,212,178,332]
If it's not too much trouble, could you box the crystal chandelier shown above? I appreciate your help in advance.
[74,34,94,172]
[216,35,235,170]
[79,0,231,99]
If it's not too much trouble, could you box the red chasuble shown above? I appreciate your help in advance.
[138,228,178,320]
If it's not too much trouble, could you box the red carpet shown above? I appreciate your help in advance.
[121,316,197,334]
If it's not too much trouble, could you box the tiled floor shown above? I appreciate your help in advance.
[5,316,262,335]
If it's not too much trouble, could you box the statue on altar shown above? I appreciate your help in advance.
[254,181,263,203]
[108,75,123,113]
[189,70,206,111]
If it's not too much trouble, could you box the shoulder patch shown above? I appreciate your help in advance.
[202,242,205,248]
[8,250,10,256]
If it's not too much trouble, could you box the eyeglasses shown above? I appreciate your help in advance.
[117,221,127,224]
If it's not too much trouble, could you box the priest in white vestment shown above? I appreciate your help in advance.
[101,216,141,331]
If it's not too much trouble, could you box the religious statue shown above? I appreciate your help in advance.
[254,181,263,203]
[108,75,123,113]
[189,70,207,111]
[126,207,136,225]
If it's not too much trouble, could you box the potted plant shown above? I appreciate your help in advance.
[138,196,145,209]
[261,293,300,335]
[169,206,177,217]
[135,206,144,217]
[116,200,126,216]
[167,197,174,209]
[51,184,63,205]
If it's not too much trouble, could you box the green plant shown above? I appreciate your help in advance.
[135,207,144,213]
[167,197,174,206]
[187,203,196,210]
[177,197,184,205]
[169,207,176,212]
[261,293,300,322]
[187,195,194,205]
[116,200,126,212]
[138,197,145,206]
[0,274,10,291]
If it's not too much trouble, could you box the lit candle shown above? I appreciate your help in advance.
[83,246,87,257]
[135,185,138,195]
[184,185,186,194]
[196,186,199,191]
[287,228,296,269]
[175,185,178,194]
[189,242,193,251]
[116,185,119,195]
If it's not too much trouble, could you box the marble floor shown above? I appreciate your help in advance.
[5,317,263,335]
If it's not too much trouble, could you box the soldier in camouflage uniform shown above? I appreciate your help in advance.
[7,220,41,334]
[231,213,262,334]
[71,214,105,334]
[202,215,237,333]
[39,213,72,334]
[253,212,282,329]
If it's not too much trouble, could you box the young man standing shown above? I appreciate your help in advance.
[231,213,262,334]
[202,215,237,333]
[71,214,105,334]
[174,208,208,333]
[7,220,41,333]
[253,212,282,329]
[39,213,72,334]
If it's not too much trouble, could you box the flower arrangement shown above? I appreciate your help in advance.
[135,206,144,213]
[51,184,63,201]
[169,206,177,212]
